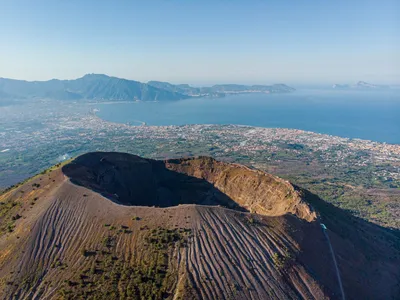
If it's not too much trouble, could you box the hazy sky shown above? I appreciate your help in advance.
[1,0,399,84]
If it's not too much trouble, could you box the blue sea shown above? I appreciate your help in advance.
[96,89,400,144]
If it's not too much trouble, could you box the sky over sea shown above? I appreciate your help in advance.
[0,0,399,85]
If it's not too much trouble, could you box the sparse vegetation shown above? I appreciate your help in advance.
[52,227,192,299]
[1,153,399,299]
[11,214,21,221]
[271,249,294,271]
[103,236,116,248]
[146,227,191,250]
[0,199,22,235]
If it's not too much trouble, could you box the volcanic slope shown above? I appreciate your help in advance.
[0,152,399,299]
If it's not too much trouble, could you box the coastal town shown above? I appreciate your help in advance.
[1,101,399,228]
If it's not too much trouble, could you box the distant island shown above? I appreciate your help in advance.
[332,81,389,90]
[0,74,295,102]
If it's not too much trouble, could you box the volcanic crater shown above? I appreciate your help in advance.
[62,152,316,221]
[0,152,399,299]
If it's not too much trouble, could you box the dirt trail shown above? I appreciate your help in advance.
[322,226,345,300]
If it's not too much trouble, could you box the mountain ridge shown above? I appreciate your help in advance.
[147,80,295,97]
[0,74,295,102]
[0,74,189,102]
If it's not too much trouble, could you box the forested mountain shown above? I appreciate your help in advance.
[0,74,189,101]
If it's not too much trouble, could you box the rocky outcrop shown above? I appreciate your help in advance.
[165,156,316,222]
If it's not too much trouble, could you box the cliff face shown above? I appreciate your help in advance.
[165,156,316,222]
[0,152,399,299]
[62,153,316,221]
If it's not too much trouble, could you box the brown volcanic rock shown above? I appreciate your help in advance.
[165,156,316,221]
[0,152,399,299]
[62,153,316,221]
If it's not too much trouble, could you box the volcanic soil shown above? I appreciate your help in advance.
[0,152,399,299]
